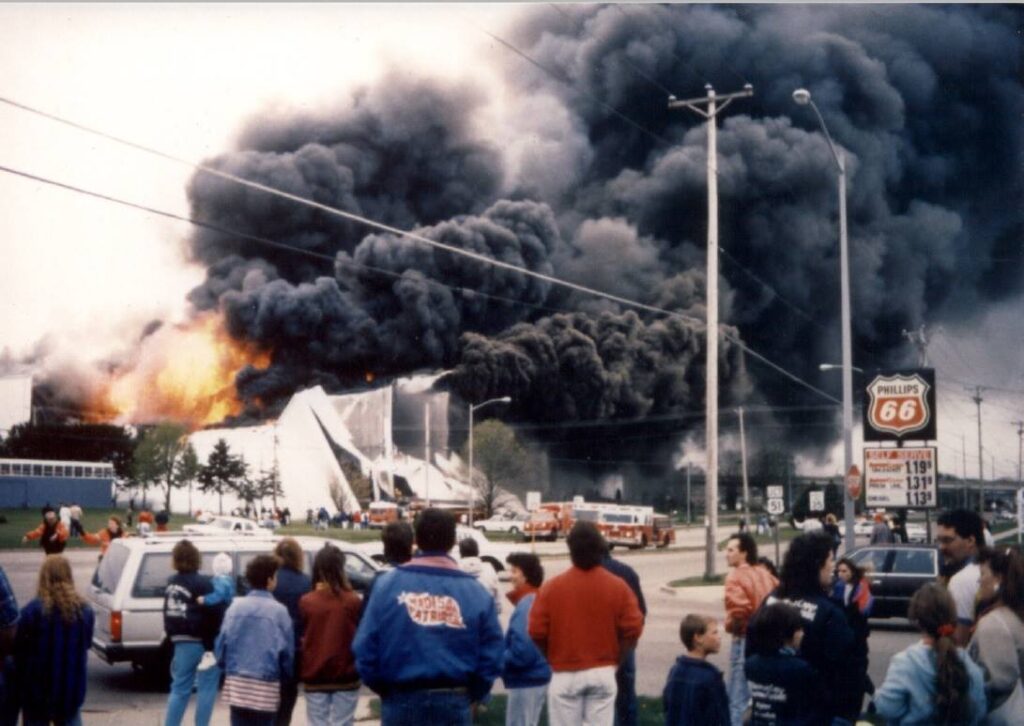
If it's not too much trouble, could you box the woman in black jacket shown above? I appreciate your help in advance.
[162,540,218,726]
[759,532,861,723]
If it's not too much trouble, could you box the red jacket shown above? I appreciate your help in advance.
[528,565,644,672]
[724,563,777,636]
[299,586,362,690]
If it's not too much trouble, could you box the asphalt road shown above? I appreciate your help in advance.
[2,541,916,724]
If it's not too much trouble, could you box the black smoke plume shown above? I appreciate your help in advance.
[175,5,1021,492]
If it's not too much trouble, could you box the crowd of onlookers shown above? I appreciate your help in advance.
[1,505,1023,725]
[669,508,1024,725]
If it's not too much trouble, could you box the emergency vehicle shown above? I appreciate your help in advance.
[573,502,676,549]
[367,501,400,528]
[523,502,572,540]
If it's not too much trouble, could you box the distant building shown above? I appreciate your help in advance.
[0,457,115,508]
[174,375,475,516]
[0,372,33,435]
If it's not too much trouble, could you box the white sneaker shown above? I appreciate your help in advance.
[197,651,217,672]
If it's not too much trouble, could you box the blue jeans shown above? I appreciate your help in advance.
[305,689,359,726]
[506,685,546,726]
[165,641,220,726]
[381,690,471,726]
[727,636,749,726]
[614,650,637,726]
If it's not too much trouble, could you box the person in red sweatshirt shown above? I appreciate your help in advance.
[22,506,69,555]
[299,546,362,725]
[528,521,644,726]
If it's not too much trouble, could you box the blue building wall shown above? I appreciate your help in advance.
[0,476,113,508]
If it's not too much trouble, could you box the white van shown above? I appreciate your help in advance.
[87,532,380,675]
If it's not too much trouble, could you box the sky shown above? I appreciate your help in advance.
[0,3,1022,484]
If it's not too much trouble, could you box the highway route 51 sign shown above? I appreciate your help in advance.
[863,369,937,442]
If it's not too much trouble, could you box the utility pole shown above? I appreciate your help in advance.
[739,407,750,530]
[968,386,985,513]
[424,402,431,508]
[1015,420,1024,545]
[686,462,692,525]
[669,82,753,579]
[961,433,967,509]
[901,325,931,367]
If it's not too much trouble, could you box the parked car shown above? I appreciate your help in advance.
[87,532,380,676]
[846,544,939,619]
[474,513,529,536]
[181,515,261,535]
[354,524,522,577]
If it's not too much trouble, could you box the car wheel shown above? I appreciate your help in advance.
[509,526,520,536]
[547,530,557,542]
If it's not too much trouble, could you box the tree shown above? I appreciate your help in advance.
[133,423,189,513]
[233,475,262,514]
[256,463,285,511]
[174,444,201,514]
[463,420,528,519]
[1,422,136,478]
[198,439,247,515]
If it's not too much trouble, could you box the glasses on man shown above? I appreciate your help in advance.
[935,535,958,545]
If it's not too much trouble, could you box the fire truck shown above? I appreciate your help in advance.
[523,502,572,541]
[573,502,676,549]
[522,500,675,548]
[367,501,400,528]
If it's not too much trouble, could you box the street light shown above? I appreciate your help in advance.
[467,396,512,526]
[819,363,864,374]
[794,87,856,552]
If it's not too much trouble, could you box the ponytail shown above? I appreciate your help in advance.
[907,584,971,725]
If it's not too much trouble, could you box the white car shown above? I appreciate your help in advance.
[182,516,260,535]
[473,513,529,536]
[354,524,524,578]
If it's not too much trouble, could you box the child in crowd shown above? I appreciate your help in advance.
[873,582,986,725]
[662,614,729,725]
[197,552,235,672]
[744,602,823,725]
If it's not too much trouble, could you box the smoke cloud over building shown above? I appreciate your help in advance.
[16,5,1020,496]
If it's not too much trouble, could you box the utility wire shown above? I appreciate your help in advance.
[0,163,580,320]
[0,94,839,405]
[474,25,675,147]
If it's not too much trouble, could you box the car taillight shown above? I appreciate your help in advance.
[110,611,122,642]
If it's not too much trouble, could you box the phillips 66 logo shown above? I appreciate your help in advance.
[863,369,937,441]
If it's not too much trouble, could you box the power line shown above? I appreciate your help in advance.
[0,162,580,320]
[0,94,841,406]
[474,23,675,147]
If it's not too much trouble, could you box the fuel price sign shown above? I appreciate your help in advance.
[863,447,938,509]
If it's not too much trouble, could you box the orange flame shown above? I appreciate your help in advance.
[93,314,270,428]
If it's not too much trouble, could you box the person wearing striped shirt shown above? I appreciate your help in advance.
[216,555,294,726]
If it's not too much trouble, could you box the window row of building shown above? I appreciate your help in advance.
[0,458,116,479]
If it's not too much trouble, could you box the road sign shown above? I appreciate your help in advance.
[863,369,937,441]
[767,499,784,515]
[525,491,541,511]
[809,491,825,512]
[863,446,938,508]
[845,465,862,500]
[767,485,784,500]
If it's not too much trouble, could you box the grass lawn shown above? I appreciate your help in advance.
[0,507,195,550]
[368,694,666,725]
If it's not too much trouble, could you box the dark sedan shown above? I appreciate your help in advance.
[846,544,940,619]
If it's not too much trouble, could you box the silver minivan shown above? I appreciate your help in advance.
[88,532,380,675]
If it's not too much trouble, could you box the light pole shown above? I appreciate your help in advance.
[467,396,511,526]
[794,88,855,552]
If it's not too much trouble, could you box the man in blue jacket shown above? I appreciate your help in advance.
[353,508,504,725]
[602,548,646,726]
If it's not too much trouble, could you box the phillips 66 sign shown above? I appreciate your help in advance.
[863,369,937,442]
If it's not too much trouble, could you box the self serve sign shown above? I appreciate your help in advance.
[864,370,936,441]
